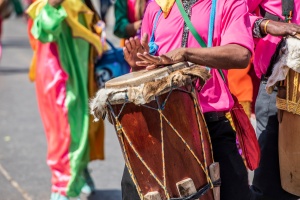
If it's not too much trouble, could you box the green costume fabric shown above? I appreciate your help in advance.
[32,3,91,197]
[114,0,130,38]
[11,0,24,16]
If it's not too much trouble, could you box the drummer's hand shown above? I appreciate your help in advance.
[260,20,300,37]
[136,48,187,70]
[123,33,149,70]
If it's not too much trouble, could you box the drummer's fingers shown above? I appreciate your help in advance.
[287,26,297,35]
[137,52,152,62]
[123,47,130,58]
[141,33,149,52]
[142,52,161,63]
[160,54,174,64]
[129,37,136,49]
[136,60,152,66]
[294,24,300,34]
[134,36,141,48]
[146,64,158,70]
[125,39,133,52]
[287,24,300,35]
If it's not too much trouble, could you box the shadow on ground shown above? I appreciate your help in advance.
[2,39,31,48]
[0,67,29,75]
[86,189,121,200]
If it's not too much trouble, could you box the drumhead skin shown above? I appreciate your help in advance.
[105,62,189,89]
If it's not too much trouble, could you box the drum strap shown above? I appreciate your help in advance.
[175,0,226,81]
[264,0,294,78]
[259,0,294,23]
[282,0,294,22]
[148,9,163,55]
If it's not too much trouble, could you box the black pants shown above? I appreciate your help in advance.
[250,81,299,200]
[121,116,251,200]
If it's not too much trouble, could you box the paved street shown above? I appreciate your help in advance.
[0,8,124,200]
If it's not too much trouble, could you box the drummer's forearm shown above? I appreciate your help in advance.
[184,44,251,70]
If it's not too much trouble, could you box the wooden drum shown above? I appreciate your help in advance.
[275,36,300,196]
[90,62,220,200]
[277,69,300,196]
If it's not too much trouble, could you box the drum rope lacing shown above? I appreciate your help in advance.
[106,85,219,200]
[277,71,300,115]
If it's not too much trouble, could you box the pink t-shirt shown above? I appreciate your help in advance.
[247,0,300,78]
[141,0,254,113]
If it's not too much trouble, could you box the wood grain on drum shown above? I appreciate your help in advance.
[111,89,214,199]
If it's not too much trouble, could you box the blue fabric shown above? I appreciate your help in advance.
[206,0,217,72]
[94,39,130,88]
[208,0,217,48]
[148,9,163,55]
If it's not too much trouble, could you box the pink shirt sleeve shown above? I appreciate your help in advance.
[247,0,264,29]
[220,0,254,55]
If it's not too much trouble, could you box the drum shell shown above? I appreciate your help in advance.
[277,70,300,196]
[110,86,214,199]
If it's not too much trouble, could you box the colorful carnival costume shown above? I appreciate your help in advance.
[27,0,105,198]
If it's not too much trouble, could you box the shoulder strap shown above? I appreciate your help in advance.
[282,0,294,22]
[149,9,163,42]
[176,0,225,81]
[175,0,207,48]
[148,9,163,55]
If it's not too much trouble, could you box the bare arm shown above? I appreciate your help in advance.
[184,44,251,70]
[125,20,142,37]
[136,43,251,70]
[259,20,300,37]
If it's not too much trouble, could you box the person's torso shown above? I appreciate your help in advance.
[143,0,235,113]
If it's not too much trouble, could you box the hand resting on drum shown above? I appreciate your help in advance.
[260,20,300,37]
[136,48,186,70]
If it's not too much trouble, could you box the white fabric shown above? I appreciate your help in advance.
[266,37,300,93]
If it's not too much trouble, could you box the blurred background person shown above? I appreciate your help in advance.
[26,0,106,199]
[228,64,254,119]
[114,0,151,46]
[99,0,113,23]
[247,0,300,199]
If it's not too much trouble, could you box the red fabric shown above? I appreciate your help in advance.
[230,95,260,170]
[35,42,71,195]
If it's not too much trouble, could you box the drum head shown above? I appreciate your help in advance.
[105,62,189,89]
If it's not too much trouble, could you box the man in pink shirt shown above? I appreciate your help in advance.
[247,0,300,199]
[121,0,254,199]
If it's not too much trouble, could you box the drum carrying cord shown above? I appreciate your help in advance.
[106,85,216,200]
[170,179,221,200]
[276,71,300,115]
